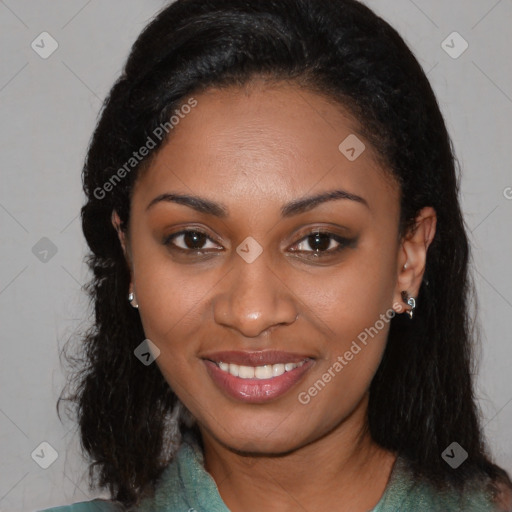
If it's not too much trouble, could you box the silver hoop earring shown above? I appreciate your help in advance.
[401,290,416,319]
[128,292,139,309]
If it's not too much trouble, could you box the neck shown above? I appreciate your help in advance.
[199,395,397,512]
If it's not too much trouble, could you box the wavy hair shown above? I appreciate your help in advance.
[57,0,511,508]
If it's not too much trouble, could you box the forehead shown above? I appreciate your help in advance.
[132,80,399,219]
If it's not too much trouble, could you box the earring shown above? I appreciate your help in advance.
[401,290,416,319]
[128,291,139,309]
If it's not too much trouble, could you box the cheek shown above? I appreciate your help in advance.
[291,243,396,402]
[294,319,390,439]
[134,266,209,404]
[129,249,217,377]
[128,224,214,335]
[135,267,211,351]
[294,245,396,343]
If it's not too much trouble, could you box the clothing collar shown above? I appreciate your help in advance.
[135,432,495,511]
[137,432,230,512]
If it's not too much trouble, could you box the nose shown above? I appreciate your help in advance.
[213,257,299,338]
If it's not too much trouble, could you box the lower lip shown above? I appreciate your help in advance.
[203,359,314,403]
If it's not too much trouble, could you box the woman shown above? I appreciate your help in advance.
[40,0,512,510]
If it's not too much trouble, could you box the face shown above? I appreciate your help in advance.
[119,80,406,455]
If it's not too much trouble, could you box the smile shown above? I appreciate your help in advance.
[201,351,314,403]
[216,361,307,379]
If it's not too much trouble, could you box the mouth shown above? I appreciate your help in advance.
[215,360,307,379]
[201,350,314,403]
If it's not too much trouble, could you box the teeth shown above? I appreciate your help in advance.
[238,365,255,378]
[273,363,285,377]
[255,365,273,379]
[229,363,239,377]
[216,360,306,379]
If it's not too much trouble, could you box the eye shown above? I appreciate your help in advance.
[289,230,355,257]
[163,230,223,252]
[162,228,355,260]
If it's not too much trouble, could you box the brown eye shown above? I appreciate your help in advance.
[289,230,356,258]
[163,230,222,252]
[305,232,332,252]
[182,231,207,249]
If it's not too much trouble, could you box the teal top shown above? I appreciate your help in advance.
[39,435,500,512]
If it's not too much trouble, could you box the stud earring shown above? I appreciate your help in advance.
[128,291,139,309]
[401,290,416,319]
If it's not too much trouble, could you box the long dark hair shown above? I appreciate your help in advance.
[57,0,511,507]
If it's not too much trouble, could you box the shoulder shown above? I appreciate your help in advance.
[492,479,512,512]
[37,498,122,512]
[374,456,509,512]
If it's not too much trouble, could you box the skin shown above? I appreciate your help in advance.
[113,79,437,511]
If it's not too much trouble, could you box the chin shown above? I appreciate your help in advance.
[198,409,318,456]
[222,431,306,457]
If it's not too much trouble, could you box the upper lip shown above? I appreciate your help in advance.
[201,350,312,366]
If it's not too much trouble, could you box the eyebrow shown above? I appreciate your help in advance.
[145,189,369,217]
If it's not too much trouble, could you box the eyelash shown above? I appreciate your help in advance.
[162,229,355,259]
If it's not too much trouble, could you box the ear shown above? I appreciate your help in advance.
[393,206,437,313]
[111,210,129,262]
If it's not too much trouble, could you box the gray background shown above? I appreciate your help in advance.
[0,1,511,510]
